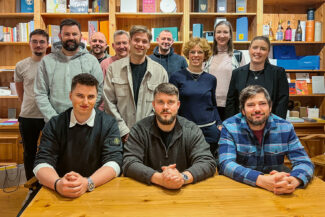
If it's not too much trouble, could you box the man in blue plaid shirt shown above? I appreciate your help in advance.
[219,85,314,194]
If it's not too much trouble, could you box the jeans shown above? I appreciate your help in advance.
[18,117,45,180]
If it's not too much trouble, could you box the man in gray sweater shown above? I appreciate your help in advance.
[34,19,103,122]
[123,83,216,189]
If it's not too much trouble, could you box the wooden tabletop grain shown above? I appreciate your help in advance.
[21,175,325,217]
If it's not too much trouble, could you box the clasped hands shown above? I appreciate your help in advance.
[256,170,302,195]
[56,171,88,198]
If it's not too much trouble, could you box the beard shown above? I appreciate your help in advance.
[92,45,104,54]
[245,113,269,126]
[62,39,79,51]
[155,109,177,125]
[159,45,170,53]
[34,52,43,56]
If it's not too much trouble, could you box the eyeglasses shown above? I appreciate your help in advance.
[189,50,204,55]
[31,40,47,45]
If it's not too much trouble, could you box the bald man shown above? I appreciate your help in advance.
[90,32,110,63]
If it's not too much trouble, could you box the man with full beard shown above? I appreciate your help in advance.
[14,29,49,181]
[219,85,314,194]
[123,83,216,189]
[34,19,103,122]
[89,32,109,63]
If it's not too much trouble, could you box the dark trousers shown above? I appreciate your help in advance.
[200,124,221,162]
[217,106,226,121]
[18,117,45,180]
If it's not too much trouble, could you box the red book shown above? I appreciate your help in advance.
[295,80,308,95]
[143,0,155,13]
[289,83,296,94]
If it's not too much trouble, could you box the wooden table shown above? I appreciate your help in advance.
[21,175,325,217]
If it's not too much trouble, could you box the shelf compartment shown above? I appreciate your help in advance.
[115,13,183,19]
[41,13,109,19]
[0,13,34,18]
[189,12,257,18]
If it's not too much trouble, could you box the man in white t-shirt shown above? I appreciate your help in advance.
[14,29,49,181]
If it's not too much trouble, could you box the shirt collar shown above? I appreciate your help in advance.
[69,109,96,128]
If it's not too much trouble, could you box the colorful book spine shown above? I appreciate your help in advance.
[21,0,34,12]
[99,21,109,43]
[46,0,67,13]
[143,0,155,13]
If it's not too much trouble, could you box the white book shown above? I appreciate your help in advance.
[312,76,325,94]
[300,20,306,41]
[121,0,137,12]
[46,0,67,13]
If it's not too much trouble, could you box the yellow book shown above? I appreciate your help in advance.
[99,21,109,44]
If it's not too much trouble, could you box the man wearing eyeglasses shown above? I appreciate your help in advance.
[14,29,49,181]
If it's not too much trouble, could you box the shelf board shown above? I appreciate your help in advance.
[115,12,183,19]
[264,0,324,5]
[0,66,15,70]
[271,41,325,44]
[41,13,109,19]
[286,70,325,73]
[0,42,29,45]
[0,13,33,18]
[0,96,18,99]
[293,122,325,127]
[190,12,256,18]
[290,94,325,97]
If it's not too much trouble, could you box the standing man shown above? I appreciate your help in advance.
[149,30,187,77]
[100,30,130,77]
[34,19,103,122]
[14,29,49,181]
[34,73,122,198]
[89,32,110,63]
[123,83,216,189]
[219,85,314,194]
[103,25,168,143]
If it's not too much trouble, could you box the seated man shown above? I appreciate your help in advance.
[123,83,216,189]
[33,73,123,198]
[219,85,314,194]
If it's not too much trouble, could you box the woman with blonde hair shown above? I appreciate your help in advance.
[170,37,221,158]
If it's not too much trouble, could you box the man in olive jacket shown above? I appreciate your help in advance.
[123,83,216,189]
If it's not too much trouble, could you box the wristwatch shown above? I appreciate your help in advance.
[181,173,190,185]
[87,177,95,192]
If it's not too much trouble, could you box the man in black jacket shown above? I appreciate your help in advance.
[123,83,216,189]
[33,73,123,198]
[149,30,187,77]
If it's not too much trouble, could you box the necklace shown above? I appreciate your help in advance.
[251,70,262,80]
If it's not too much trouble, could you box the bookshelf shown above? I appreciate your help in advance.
[0,0,324,123]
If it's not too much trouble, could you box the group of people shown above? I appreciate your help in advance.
[15,18,314,209]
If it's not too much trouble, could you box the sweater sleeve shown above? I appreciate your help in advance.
[34,118,60,169]
[34,59,58,122]
[211,76,222,125]
[122,126,157,185]
[185,124,217,183]
[218,125,263,186]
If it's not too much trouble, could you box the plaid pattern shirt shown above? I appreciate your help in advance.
[219,113,314,187]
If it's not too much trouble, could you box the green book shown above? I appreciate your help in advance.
[152,27,178,42]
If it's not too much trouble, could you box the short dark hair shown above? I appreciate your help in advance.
[239,85,272,112]
[129,25,152,42]
[60,19,81,32]
[154,83,179,99]
[29,29,49,42]
[71,74,99,92]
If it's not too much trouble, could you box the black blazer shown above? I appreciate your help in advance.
[225,62,289,119]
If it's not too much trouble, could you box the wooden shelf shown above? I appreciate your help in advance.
[190,12,257,18]
[264,0,324,5]
[0,42,29,46]
[271,41,325,44]
[286,70,325,73]
[41,13,109,19]
[290,94,325,97]
[293,122,325,127]
[0,13,33,18]
[0,66,15,70]
[115,12,183,19]
[0,96,18,99]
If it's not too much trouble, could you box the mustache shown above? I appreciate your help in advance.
[160,109,171,114]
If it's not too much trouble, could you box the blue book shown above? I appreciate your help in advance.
[70,0,88,13]
[193,24,203,38]
[21,0,34,13]
[236,17,248,41]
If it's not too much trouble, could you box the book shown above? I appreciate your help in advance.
[152,27,178,42]
[143,0,155,13]
[194,0,207,13]
[0,26,3,42]
[193,24,203,38]
[92,0,108,12]
[216,0,227,12]
[46,0,67,13]
[289,83,296,94]
[21,0,34,12]
[295,80,308,95]
[81,31,89,46]
[205,31,214,42]
[287,117,305,123]
[48,25,60,44]
[236,17,248,41]
[88,21,99,42]
[312,76,325,94]
[214,17,227,28]
[120,0,137,12]
[16,0,21,12]
[70,0,88,13]
[236,0,246,13]
[99,21,109,43]
[160,0,177,13]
